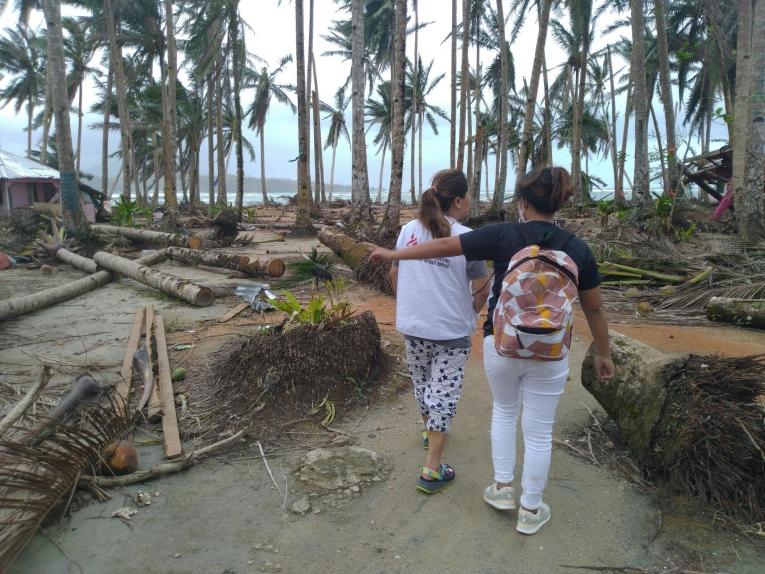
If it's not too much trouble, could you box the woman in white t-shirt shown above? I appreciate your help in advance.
[390,169,490,493]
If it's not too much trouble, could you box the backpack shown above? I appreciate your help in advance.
[493,225,579,361]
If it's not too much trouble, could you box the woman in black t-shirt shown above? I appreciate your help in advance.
[370,167,614,535]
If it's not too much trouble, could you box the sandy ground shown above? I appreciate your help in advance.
[2,233,765,574]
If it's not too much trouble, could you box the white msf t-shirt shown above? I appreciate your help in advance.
[394,217,488,342]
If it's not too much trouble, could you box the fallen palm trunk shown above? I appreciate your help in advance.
[91,224,198,248]
[582,333,765,525]
[93,251,215,307]
[0,251,167,322]
[165,247,285,278]
[0,397,130,569]
[706,297,765,330]
[317,228,393,294]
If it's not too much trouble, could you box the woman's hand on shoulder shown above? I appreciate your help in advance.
[370,247,395,264]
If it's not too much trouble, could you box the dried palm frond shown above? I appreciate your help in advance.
[657,278,765,311]
[0,395,130,569]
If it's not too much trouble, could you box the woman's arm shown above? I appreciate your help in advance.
[579,287,615,381]
[370,235,463,263]
[471,276,491,313]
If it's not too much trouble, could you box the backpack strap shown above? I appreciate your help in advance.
[517,223,573,251]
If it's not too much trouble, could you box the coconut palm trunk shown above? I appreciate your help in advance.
[259,128,269,204]
[161,0,178,213]
[215,59,227,206]
[630,0,651,210]
[75,83,83,180]
[41,67,52,163]
[572,7,592,205]
[350,0,371,221]
[490,0,509,216]
[100,57,112,197]
[517,0,552,180]
[471,122,484,220]
[457,0,470,170]
[329,141,337,202]
[42,0,87,235]
[228,1,244,220]
[312,60,326,203]
[409,1,418,205]
[450,0,458,167]
[207,74,215,207]
[294,0,313,229]
[377,139,387,204]
[739,0,765,241]
[653,0,679,197]
[732,0,753,228]
[306,0,315,206]
[104,0,133,200]
[380,0,407,235]
[606,45,621,205]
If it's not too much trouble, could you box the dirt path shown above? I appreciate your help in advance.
[11,295,765,574]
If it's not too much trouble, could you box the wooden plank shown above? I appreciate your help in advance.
[219,302,249,323]
[145,305,163,422]
[154,314,183,458]
[116,308,145,414]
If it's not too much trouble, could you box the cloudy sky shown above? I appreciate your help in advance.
[0,1,729,196]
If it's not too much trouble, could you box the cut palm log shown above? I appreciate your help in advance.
[0,251,164,321]
[706,297,765,330]
[166,247,285,278]
[154,314,183,458]
[93,251,215,307]
[91,224,198,248]
[0,251,167,322]
[55,247,167,274]
[317,228,393,294]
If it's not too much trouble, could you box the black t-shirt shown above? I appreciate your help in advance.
[459,221,601,337]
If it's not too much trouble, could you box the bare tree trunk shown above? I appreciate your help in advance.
[410,1,419,204]
[294,0,313,229]
[26,94,33,158]
[490,0,509,216]
[450,0,458,168]
[470,122,484,220]
[418,107,424,199]
[152,132,161,208]
[228,2,244,220]
[467,82,473,195]
[207,74,215,208]
[376,139,387,204]
[630,0,651,210]
[259,128,269,203]
[329,143,337,202]
[607,45,621,205]
[650,102,668,194]
[517,0,552,179]
[733,0,753,236]
[653,0,679,197]
[312,87,324,204]
[104,0,133,201]
[380,0,407,235]
[41,66,52,163]
[100,55,112,196]
[457,0,470,170]
[312,59,326,203]
[75,85,83,180]
[542,53,553,166]
[305,0,314,206]
[350,0,371,221]
[617,79,632,203]
[740,0,765,241]
[572,8,592,204]
[215,59,227,206]
[43,0,87,235]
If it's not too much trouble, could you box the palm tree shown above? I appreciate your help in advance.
[247,56,295,204]
[513,0,553,181]
[450,0,458,166]
[652,0,678,197]
[490,0,509,217]
[161,0,178,214]
[408,0,419,205]
[408,56,448,197]
[321,86,351,202]
[380,0,406,235]
[350,0,371,221]
[457,0,470,170]
[42,0,87,234]
[366,81,393,204]
[630,0,651,210]
[294,0,313,230]
[0,24,43,157]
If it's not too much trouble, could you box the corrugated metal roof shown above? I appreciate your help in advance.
[0,149,59,180]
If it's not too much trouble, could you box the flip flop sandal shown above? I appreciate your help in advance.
[421,430,429,450]
[416,463,456,494]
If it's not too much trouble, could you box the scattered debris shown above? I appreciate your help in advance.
[135,491,152,507]
[295,446,384,494]
[111,507,137,521]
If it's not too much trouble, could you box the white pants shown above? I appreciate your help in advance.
[483,335,569,509]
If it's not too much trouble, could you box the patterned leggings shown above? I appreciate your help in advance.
[405,338,470,434]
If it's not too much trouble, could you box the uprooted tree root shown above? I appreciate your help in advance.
[206,311,385,436]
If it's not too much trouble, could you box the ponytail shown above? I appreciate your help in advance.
[419,187,451,239]
[417,169,469,238]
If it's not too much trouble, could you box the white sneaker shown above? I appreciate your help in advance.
[516,502,551,535]
[482,482,516,510]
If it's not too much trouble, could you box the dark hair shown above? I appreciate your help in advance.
[418,169,468,238]
[516,166,574,214]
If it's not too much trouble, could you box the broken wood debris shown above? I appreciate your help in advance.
[154,315,183,458]
[145,305,162,422]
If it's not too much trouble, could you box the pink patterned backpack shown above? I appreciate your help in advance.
[493,227,579,361]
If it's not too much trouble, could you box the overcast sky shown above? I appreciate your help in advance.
[0,1,729,195]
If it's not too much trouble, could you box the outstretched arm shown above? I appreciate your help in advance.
[370,235,463,263]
